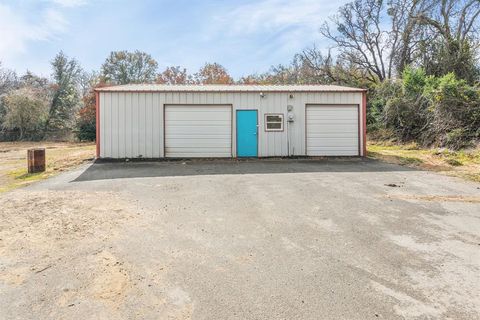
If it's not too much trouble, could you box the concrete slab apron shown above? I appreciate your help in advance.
[1,159,479,319]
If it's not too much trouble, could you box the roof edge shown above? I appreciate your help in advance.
[94,84,367,93]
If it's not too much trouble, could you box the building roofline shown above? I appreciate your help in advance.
[94,84,367,93]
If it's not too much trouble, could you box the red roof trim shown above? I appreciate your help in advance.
[95,91,100,158]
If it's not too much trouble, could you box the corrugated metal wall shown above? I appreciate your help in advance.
[99,91,363,158]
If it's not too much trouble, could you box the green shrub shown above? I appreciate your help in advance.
[368,80,402,132]
[75,89,96,141]
[372,67,480,149]
[75,122,96,141]
[445,129,473,149]
[402,67,427,98]
[425,73,480,148]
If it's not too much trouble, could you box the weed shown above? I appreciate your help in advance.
[368,141,480,182]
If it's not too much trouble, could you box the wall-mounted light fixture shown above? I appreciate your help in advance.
[289,93,294,99]
[260,92,265,98]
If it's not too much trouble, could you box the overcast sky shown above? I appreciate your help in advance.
[0,0,349,79]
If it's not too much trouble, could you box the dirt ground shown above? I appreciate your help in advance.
[0,159,479,319]
[0,142,95,192]
[367,141,480,182]
[0,189,140,316]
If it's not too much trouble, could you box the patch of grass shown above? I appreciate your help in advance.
[368,141,480,182]
[399,156,423,165]
[0,169,47,193]
[445,158,463,166]
[0,142,95,193]
[367,150,423,166]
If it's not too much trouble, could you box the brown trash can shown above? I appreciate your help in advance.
[27,148,46,173]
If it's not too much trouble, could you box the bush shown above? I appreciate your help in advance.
[445,129,473,149]
[381,68,430,142]
[1,87,48,140]
[373,67,480,149]
[76,121,96,141]
[75,89,96,141]
[424,73,480,148]
[367,80,401,131]
[402,67,427,98]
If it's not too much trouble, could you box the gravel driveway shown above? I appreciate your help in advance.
[1,159,479,319]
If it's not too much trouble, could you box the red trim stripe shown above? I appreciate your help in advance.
[362,91,367,156]
[95,91,100,158]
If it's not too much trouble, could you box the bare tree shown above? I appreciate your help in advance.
[299,48,338,83]
[413,0,480,81]
[320,0,394,82]
[237,74,269,84]
[415,0,480,45]
[388,0,433,74]
[78,70,100,98]
[318,0,446,82]
[239,48,372,86]
[0,62,19,96]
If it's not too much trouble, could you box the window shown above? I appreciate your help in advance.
[265,114,284,132]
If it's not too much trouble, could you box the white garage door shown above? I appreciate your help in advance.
[306,105,359,156]
[165,105,232,157]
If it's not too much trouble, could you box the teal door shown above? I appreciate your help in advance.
[237,110,258,157]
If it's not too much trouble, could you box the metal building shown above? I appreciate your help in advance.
[95,84,367,159]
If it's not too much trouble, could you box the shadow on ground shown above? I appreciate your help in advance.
[73,158,414,182]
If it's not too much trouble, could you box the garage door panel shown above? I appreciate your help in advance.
[307,139,358,147]
[307,116,358,121]
[165,140,231,147]
[307,119,357,124]
[306,105,359,156]
[166,134,231,139]
[307,127,357,135]
[166,125,231,131]
[166,113,231,121]
[165,105,232,158]
[307,149,358,156]
[308,109,356,115]
[167,120,230,130]
[164,152,232,158]
[308,146,358,151]
[308,113,357,119]
[308,135,357,140]
[307,122,358,133]
[308,130,358,135]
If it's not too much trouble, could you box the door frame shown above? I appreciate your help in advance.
[163,104,234,158]
[236,109,259,158]
[304,104,361,156]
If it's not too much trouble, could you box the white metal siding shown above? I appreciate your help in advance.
[306,105,359,156]
[99,91,364,158]
[165,105,232,157]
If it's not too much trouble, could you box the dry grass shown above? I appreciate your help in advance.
[368,141,480,182]
[0,142,95,193]
[1,140,477,191]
